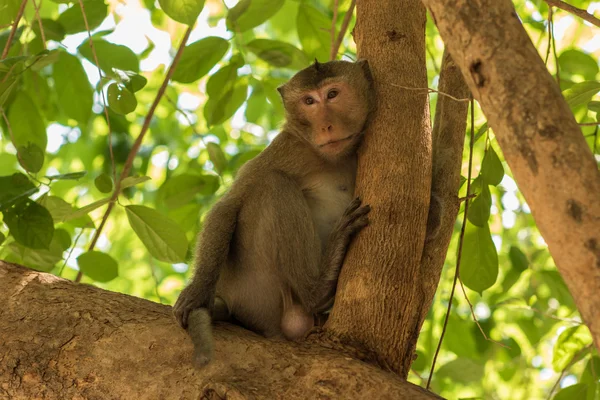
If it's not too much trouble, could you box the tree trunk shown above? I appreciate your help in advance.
[325,0,433,377]
[421,0,600,350]
[0,261,442,399]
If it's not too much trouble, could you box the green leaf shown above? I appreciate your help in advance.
[467,184,491,227]
[171,37,229,84]
[554,384,589,400]
[4,200,55,250]
[125,205,188,263]
[7,92,47,153]
[0,173,37,211]
[563,81,600,110]
[58,0,108,34]
[38,196,74,223]
[77,250,118,282]
[460,222,499,295]
[581,356,600,400]
[204,80,248,126]
[46,171,87,181]
[32,19,65,42]
[53,51,93,124]
[120,175,151,189]
[481,146,504,186]
[0,0,21,25]
[473,123,488,143]
[17,143,44,173]
[588,101,600,113]
[95,173,113,193]
[64,197,111,222]
[297,4,331,62]
[206,142,227,174]
[435,358,484,384]
[552,325,592,371]
[0,232,5,246]
[107,83,137,115]
[559,49,599,81]
[119,71,147,93]
[78,38,140,74]
[157,173,219,209]
[206,63,239,98]
[246,83,267,123]
[227,0,284,32]
[246,39,308,69]
[508,246,528,272]
[158,0,205,26]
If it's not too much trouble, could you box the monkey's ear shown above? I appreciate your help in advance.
[277,85,285,98]
[356,59,373,82]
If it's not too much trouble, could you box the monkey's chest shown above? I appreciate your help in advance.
[303,174,354,250]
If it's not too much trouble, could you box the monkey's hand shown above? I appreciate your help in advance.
[335,196,371,241]
[173,284,214,329]
[320,197,370,284]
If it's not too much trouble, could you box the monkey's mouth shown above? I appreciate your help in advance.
[318,133,356,148]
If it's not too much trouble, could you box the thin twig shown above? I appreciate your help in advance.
[1,0,28,59]
[426,43,440,75]
[75,26,193,282]
[31,0,46,48]
[391,83,470,102]
[426,96,476,390]
[551,11,561,86]
[579,122,600,126]
[544,8,552,65]
[59,228,86,276]
[329,0,339,61]
[77,0,115,184]
[331,0,356,60]
[501,305,582,325]
[546,344,593,400]
[544,0,600,28]
[458,279,510,349]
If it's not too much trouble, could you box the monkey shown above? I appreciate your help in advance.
[173,59,376,368]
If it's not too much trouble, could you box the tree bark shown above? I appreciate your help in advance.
[0,261,442,400]
[421,0,600,350]
[325,0,433,377]
[419,50,469,328]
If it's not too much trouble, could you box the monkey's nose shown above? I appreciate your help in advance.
[321,125,333,133]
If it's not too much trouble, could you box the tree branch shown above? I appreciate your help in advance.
[544,0,600,28]
[0,261,442,399]
[422,0,600,352]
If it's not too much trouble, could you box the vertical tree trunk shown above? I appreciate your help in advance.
[325,0,432,377]
[422,0,600,349]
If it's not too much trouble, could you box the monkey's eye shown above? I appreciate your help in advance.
[327,90,339,99]
[304,97,315,105]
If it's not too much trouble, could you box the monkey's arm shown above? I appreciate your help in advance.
[266,174,369,313]
[173,197,239,328]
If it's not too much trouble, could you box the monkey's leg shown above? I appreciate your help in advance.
[186,296,230,368]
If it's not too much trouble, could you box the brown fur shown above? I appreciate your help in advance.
[173,60,375,368]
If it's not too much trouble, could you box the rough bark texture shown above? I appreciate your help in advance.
[422,0,600,350]
[0,261,443,400]
[325,0,432,377]
[419,51,469,327]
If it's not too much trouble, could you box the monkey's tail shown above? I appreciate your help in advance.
[187,308,214,368]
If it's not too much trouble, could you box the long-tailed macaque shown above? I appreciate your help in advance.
[174,60,375,368]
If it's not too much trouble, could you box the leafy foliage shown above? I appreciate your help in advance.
[0,0,598,399]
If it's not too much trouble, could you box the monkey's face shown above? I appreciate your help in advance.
[296,80,368,159]
[279,60,375,161]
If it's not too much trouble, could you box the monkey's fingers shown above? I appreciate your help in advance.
[343,197,362,216]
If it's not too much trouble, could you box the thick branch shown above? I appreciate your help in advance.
[544,0,600,28]
[419,50,469,325]
[422,0,600,351]
[0,261,441,399]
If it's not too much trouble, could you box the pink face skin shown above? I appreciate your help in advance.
[298,80,367,159]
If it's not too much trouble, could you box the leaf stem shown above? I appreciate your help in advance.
[1,0,28,59]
